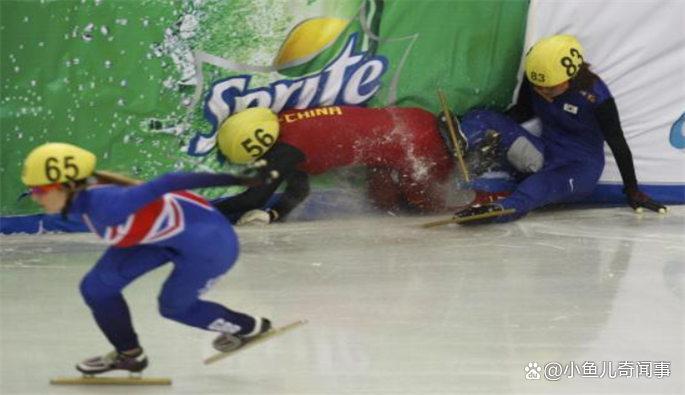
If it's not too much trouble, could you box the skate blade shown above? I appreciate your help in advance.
[422,208,516,228]
[204,320,308,365]
[50,376,172,385]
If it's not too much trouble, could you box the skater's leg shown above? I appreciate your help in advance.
[157,231,266,338]
[77,246,169,374]
[461,109,545,174]
[398,173,451,213]
[367,167,405,212]
[80,246,169,352]
[392,138,455,213]
[495,159,603,222]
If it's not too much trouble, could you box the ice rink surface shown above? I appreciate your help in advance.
[1,206,683,395]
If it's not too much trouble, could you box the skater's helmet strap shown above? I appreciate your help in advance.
[525,35,584,87]
[22,143,97,187]
[217,108,280,164]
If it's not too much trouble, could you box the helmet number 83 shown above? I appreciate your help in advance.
[45,156,79,182]
[241,129,276,158]
[560,48,584,77]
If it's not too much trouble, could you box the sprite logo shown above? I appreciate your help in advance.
[669,112,685,150]
[188,34,388,156]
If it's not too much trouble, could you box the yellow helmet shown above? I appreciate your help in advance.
[525,35,584,87]
[217,108,280,164]
[22,143,97,186]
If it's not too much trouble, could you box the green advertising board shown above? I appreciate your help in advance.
[1,0,528,217]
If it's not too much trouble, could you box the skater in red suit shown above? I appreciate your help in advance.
[214,106,457,224]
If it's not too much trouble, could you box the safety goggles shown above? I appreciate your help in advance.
[30,184,61,196]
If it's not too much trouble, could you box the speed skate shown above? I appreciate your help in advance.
[50,375,172,386]
[204,320,308,365]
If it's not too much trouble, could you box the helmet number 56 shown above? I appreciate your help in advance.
[241,128,276,158]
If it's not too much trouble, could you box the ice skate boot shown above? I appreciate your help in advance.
[468,129,502,176]
[213,317,272,352]
[453,203,508,225]
[437,110,469,158]
[76,349,148,375]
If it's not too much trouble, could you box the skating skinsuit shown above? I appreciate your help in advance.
[460,77,639,222]
[72,172,258,352]
[215,106,454,219]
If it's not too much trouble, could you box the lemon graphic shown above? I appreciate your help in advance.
[274,17,351,77]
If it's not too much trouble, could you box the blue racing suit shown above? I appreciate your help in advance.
[72,172,258,352]
[461,77,636,222]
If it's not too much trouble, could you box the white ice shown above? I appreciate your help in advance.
[1,206,683,394]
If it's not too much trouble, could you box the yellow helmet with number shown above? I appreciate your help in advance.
[525,35,584,87]
[22,143,97,186]
[217,107,280,164]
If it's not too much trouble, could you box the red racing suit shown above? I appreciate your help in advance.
[215,106,455,219]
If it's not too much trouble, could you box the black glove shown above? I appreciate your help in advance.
[624,187,667,213]
[235,159,280,188]
[453,203,505,225]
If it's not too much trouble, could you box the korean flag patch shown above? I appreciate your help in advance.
[563,103,579,114]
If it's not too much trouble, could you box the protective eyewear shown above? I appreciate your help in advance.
[30,184,61,196]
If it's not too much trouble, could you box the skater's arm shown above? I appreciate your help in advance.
[595,98,638,191]
[75,172,264,225]
[505,78,535,123]
[270,170,310,221]
[595,98,666,212]
[214,142,306,217]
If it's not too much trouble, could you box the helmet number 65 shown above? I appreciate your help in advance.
[45,156,79,182]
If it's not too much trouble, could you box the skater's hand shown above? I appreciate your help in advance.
[235,160,280,188]
[236,209,272,226]
[624,187,667,214]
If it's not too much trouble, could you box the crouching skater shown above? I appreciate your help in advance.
[22,142,277,375]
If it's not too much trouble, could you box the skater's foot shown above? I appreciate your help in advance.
[76,348,148,375]
[213,317,272,352]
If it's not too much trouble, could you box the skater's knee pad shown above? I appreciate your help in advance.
[507,137,544,173]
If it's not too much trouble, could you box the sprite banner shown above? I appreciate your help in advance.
[1,0,529,219]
